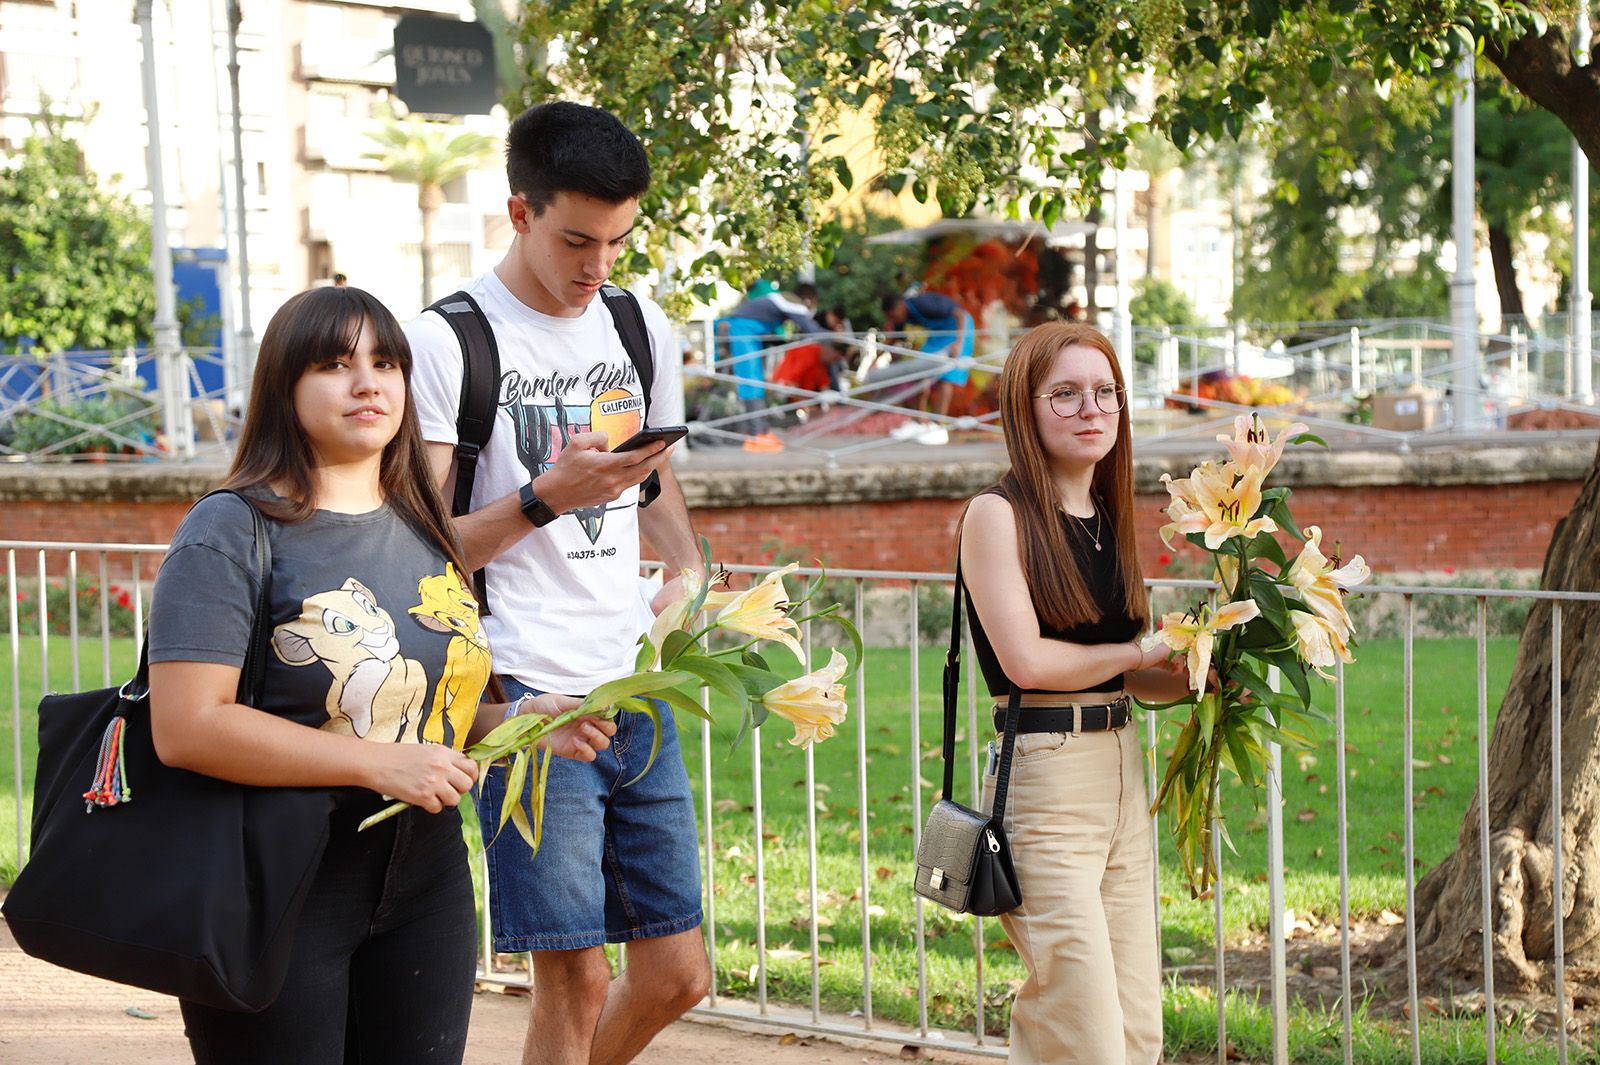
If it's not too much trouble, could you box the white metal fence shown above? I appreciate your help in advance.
[5,541,1600,1061]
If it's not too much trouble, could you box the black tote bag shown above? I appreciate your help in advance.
[3,491,338,1012]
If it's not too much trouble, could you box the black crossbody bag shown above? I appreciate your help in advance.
[3,490,338,1012]
[913,565,1022,916]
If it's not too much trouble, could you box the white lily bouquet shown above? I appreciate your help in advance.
[1145,414,1369,896]
[362,544,861,851]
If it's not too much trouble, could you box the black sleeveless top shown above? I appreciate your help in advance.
[968,504,1143,697]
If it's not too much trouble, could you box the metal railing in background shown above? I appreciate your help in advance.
[6,316,1599,466]
[1129,316,1600,454]
[0,346,241,462]
[5,542,1600,1061]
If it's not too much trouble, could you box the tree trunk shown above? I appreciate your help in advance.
[1487,222,1525,324]
[1411,441,1600,994]
[419,183,443,308]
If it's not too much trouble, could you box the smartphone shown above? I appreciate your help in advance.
[611,425,688,453]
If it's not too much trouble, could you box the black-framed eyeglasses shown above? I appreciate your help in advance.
[1035,384,1126,418]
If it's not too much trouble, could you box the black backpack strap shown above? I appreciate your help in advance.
[599,284,661,508]
[426,289,500,612]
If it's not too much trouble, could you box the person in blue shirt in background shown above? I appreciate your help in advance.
[881,290,976,425]
[718,282,827,452]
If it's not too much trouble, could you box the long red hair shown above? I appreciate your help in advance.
[978,322,1148,629]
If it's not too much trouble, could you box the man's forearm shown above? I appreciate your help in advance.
[454,490,533,572]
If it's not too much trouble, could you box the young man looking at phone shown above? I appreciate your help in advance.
[405,101,709,1065]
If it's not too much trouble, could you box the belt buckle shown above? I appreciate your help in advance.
[1109,695,1129,731]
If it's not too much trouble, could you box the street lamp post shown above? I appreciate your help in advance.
[1573,2,1594,405]
[134,0,190,457]
[227,1,255,395]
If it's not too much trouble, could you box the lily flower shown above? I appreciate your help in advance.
[1290,611,1355,679]
[1161,462,1278,550]
[1158,460,1220,549]
[762,649,849,747]
[1218,413,1308,477]
[1143,599,1262,694]
[1283,526,1369,639]
[715,562,805,662]
[646,568,739,666]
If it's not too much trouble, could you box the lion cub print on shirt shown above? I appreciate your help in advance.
[407,563,491,747]
[272,577,429,742]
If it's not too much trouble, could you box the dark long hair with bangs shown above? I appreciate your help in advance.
[977,322,1149,630]
[222,286,471,582]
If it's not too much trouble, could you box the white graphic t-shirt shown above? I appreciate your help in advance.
[406,270,684,694]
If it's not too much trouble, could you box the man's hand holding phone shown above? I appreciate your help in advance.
[531,426,682,514]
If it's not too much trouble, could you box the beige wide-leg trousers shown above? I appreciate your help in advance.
[983,722,1162,1064]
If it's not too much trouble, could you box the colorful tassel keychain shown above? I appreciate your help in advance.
[83,715,132,810]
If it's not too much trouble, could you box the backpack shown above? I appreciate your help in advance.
[426,283,661,611]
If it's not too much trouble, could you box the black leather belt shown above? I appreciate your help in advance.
[994,697,1131,735]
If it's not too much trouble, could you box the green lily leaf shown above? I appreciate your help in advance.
[1248,571,1291,634]
[726,661,785,698]
[619,698,664,787]
[730,703,752,753]
[577,670,696,715]
[674,653,745,703]
[657,684,715,723]
[1253,531,1289,572]
[661,629,695,668]
[490,748,530,849]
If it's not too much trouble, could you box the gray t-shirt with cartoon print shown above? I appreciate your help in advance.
[148,492,491,750]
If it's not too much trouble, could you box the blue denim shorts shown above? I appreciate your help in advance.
[476,678,704,952]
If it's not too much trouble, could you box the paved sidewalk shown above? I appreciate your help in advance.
[0,919,996,1065]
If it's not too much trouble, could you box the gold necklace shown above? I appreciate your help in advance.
[1067,507,1103,552]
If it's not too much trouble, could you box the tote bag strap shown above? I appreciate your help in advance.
[941,558,1022,822]
[127,489,274,708]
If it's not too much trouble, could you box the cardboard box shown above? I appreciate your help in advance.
[1371,389,1437,432]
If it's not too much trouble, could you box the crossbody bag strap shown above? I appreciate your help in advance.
[944,551,1022,824]
[940,562,968,800]
[988,685,1022,825]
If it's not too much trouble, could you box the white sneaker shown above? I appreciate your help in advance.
[889,420,926,441]
[915,424,949,445]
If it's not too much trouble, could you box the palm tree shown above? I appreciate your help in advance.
[365,115,498,306]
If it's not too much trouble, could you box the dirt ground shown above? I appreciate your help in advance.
[0,919,998,1065]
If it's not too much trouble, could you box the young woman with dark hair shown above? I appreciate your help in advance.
[146,285,614,1063]
[960,323,1190,1064]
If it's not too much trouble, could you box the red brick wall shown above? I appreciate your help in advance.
[3,480,1581,578]
[659,480,1580,576]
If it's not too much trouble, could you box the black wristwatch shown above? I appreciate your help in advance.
[518,482,559,528]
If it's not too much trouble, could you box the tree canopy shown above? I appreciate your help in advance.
[514,1,1581,302]
[0,116,154,354]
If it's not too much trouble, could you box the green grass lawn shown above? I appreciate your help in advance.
[6,633,1570,1061]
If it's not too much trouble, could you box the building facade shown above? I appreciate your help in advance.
[0,0,513,346]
